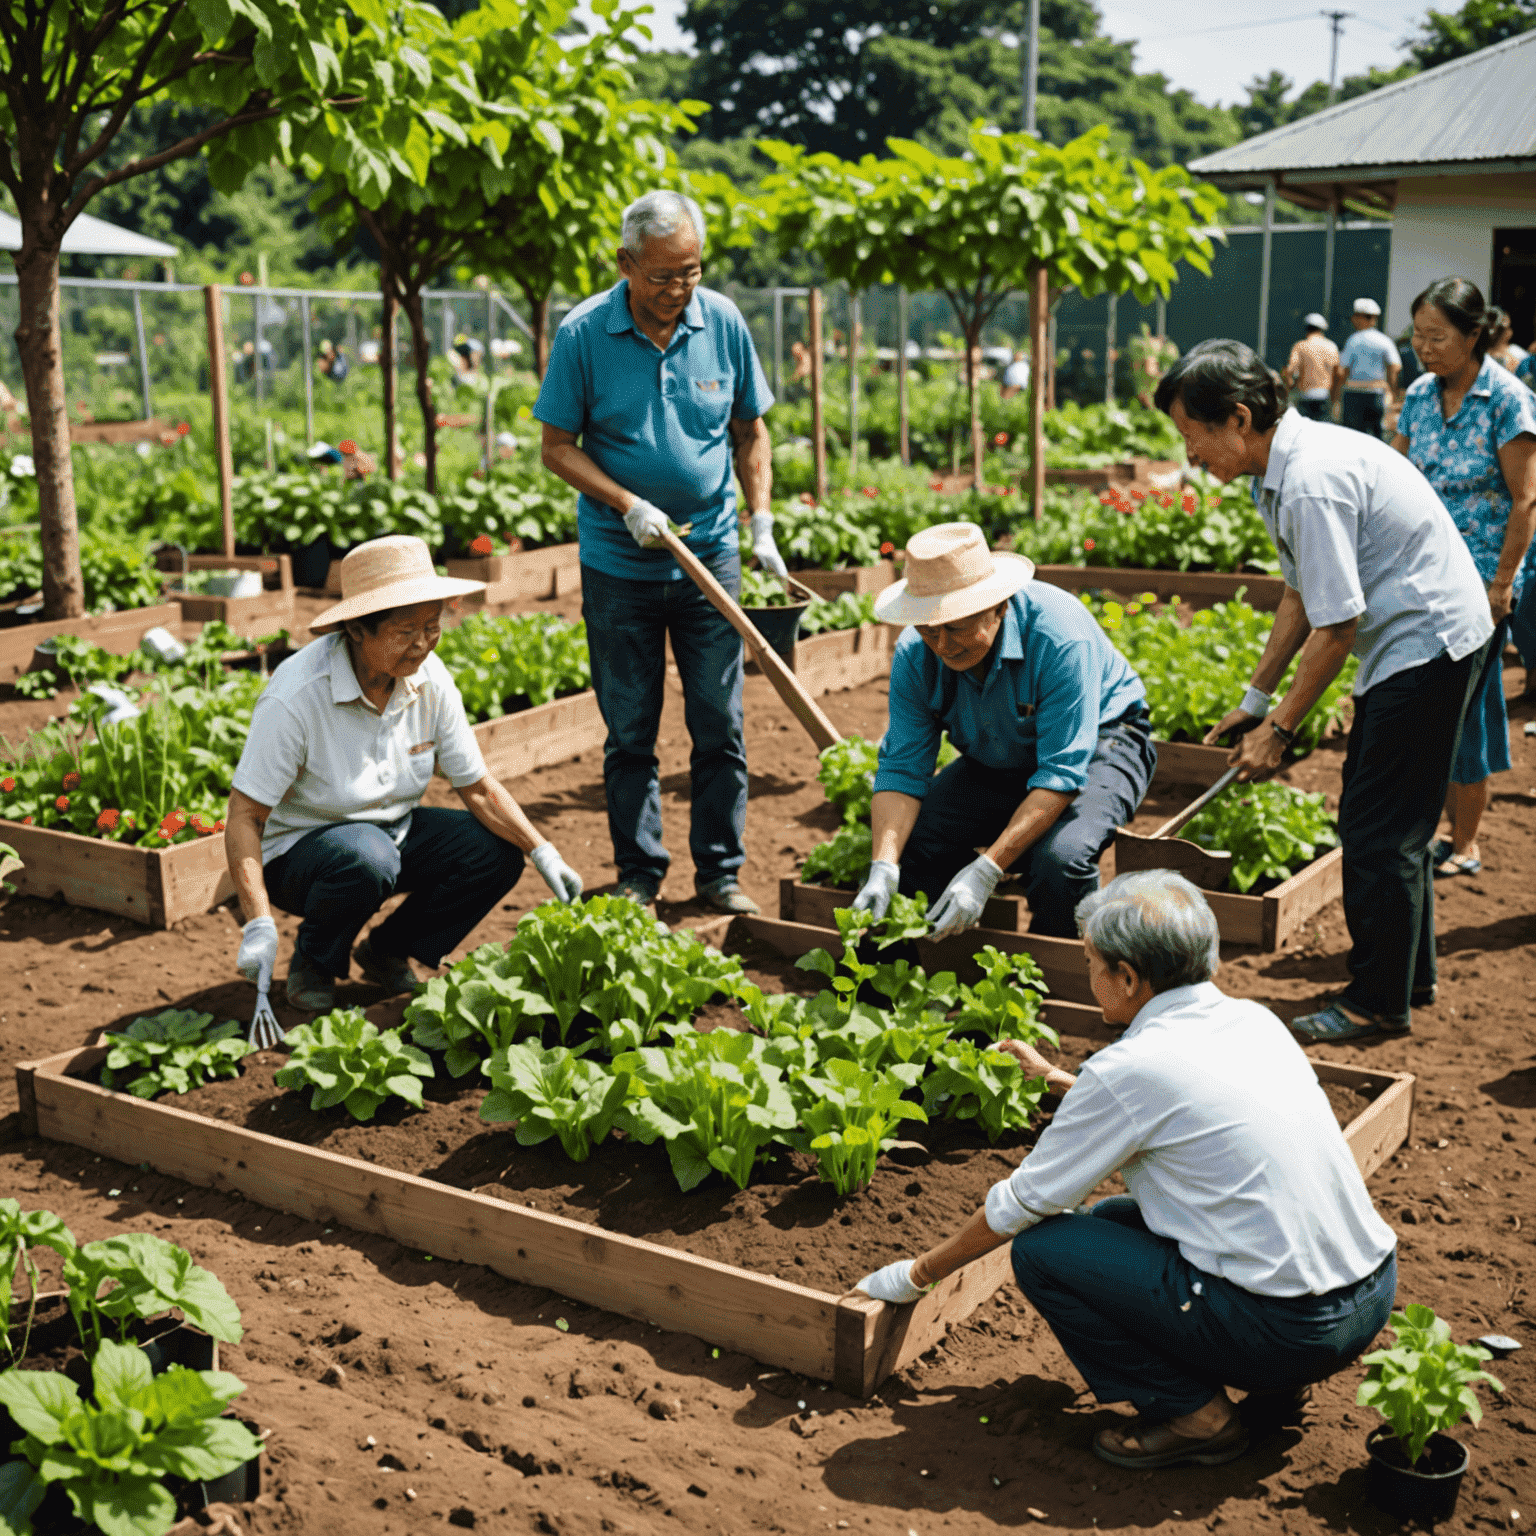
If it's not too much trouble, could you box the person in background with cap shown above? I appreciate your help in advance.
[850,523,1154,940]
[1333,299,1400,438]
[225,536,583,1015]
[534,189,781,916]
[1283,314,1338,422]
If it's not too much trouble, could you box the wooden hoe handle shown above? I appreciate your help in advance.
[1149,764,1243,841]
[657,529,844,753]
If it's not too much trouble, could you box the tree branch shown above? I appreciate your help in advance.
[66,3,192,174]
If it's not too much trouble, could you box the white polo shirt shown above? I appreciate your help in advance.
[984,982,1397,1297]
[1256,409,1491,695]
[232,632,487,863]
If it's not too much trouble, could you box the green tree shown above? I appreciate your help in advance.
[1410,0,1536,66]
[0,0,379,618]
[762,123,1222,485]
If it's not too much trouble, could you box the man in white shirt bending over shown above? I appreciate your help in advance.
[856,870,1398,1471]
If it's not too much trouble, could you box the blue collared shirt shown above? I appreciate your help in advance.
[873,585,1146,799]
[1339,326,1400,385]
[1397,356,1536,593]
[533,281,774,581]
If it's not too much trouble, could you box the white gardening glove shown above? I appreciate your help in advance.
[623,499,670,549]
[748,510,789,580]
[857,1260,928,1305]
[927,853,1004,940]
[851,859,900,922]
[237,916,278,993]
[530,842,583,904]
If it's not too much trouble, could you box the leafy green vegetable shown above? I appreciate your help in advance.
[1183,782,1339,893]
[800,823,872,889]
[953,946,1055,1046]
[1357,1304,1504,1467]
[480,1042,634,1162]
[274,1009,434,1122]
[816,736,880,824]
[438,467,577,553]
[1086,592,1356,752]
[783,1058,928,1196]
[434,612,590,722]
[63,1233,243,1357]
[616,1027,798,1192]
[920,1040,1048,1143]
[0,1204,75,1356]
[0,1337,260,1536]
[405,952,553,1076]
[100,1010,253,1099]
[739,567,798,608]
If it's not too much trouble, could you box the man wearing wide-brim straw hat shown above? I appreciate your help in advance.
[856,524,1156,939]
[224,535,584,1014]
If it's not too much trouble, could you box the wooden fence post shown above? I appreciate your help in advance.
[1029,266,1048,522]
[809,287,827,504]
[897,287,910,467]
[203,284,235,557]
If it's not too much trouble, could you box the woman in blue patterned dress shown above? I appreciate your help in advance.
[1393,277,1536,875]
[1515,353,1536,694]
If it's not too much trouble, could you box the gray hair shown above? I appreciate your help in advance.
[621,191,705,257]
[1075,870,1220,993]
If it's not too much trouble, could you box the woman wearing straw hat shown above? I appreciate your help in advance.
[225,536,583,1014]
[854,524,1155,939]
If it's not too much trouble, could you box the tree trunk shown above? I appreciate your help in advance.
[381,282,398,482]
[14,239,83,618]
[966,323,984,488]
[400,288,437,494]
[519,283,552,380]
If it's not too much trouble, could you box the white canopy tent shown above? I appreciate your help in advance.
[0,209,176,258]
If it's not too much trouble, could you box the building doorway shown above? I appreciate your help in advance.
[1492,227,1536,350]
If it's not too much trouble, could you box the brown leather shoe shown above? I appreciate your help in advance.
[1092,1414,1249,1469]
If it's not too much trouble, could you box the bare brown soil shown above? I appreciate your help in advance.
[1,634,1533,1536]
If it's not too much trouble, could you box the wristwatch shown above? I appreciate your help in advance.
[1270,719,1298,749]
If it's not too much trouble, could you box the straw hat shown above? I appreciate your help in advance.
[309,535,485,635]
[874,524,1034,627]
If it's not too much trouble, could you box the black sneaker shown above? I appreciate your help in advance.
[353,935,420,996]
[612,877,660,907]
[285,956,335,1013]
[695,878,761,916]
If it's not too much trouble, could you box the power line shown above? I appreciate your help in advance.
[1141,12,1325,43]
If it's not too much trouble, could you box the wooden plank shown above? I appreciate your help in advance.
[792,565,898,600]
[171,555,295,634]
[1150,739,1232,787]
[26,1050,841,1382]
[1311,1061,1415,1180]
[67,418,172,445]
[785,880,1023,937]
[468,691,607,782]
[447,543,584,608]
[1265,845,1345,950]
[788,625,896,697]
[0,603,185,683]
[153,834,236,928]
[1031,565,1286,613]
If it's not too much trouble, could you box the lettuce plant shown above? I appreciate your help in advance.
[0,1204,75,1360]
[480,1043,634,1162]
[783,1059,928,1196]
[405,952,553,1076]
[920,1039,1048,1143]
[953,946,1055,1046]
[274,1010,433,1122]
[434,612,591,722]
[1357,1304,1504,1466]
[1182,781,1340,893]
[100,1011,253,1099]
[616,1027,797,1192]
[0,1338,261,1536]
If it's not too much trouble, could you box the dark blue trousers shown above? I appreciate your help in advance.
[263,808,524,977]
[580,550,747,892]
[1010,1197,1397,1420]
[897,711,1156,938]
[1340,390,1385,439]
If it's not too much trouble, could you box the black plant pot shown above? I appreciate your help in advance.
[743,602,810,663]
[1365,1428,1468,1525]
[289,537,333,590]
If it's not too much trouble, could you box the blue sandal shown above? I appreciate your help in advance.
[1433,852,1482,877]
[1288,1002,1408,1044]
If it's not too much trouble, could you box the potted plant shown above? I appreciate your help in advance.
[1357,1304,1504,1525]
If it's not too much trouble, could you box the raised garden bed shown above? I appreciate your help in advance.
[466,689,607,781]
[14,1039,1412,1401]
[1041,457,1182,491]
[786,624,896,696]
[1032,565,1286,612]
[162,554,295,633]
[0,601,186,683]
[791,563,898,600]
[445,542,584,608]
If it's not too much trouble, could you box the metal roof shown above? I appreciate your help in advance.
[0,210,176,258]
[1190,28,1536,184]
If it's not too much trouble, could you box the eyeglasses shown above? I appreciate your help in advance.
[631,264,704,289]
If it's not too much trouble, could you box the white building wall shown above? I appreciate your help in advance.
[1386,173,1536,333]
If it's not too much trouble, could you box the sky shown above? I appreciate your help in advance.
[618,0,1427,109]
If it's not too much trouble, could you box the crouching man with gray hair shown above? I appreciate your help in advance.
[534,189,779,914]
[856,870,1397,1469]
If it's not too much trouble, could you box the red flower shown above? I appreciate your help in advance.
[1098,491,1114,505]
[1182,489,1198,513]
[1083,538,1096,551]
[1128,487,1147,503]
[62,772,80,791]
[928,479,944,492]
[1002,486,1016,496]
[338,439,358,455]
[238,271,254,286]
[994,432,1009,446]
[880,541,895,555]
[434,414,448,429]
[862,486,878,499]
[1,776,13,792]
[21,815,32,825]
[176,422,190,437]
[214,820,226,833]
[799,492,815,505]
[470,535,495,556]
[159,810,187,838]
[55,795,69,811]
[97,808,120,831]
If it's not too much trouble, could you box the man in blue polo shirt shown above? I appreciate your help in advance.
[534,191,780,915]
[850,524,1155,940]
[1333,298,1401,440]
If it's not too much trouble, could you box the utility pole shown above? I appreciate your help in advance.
[1323,10,1352,105]
[1021,0,1040,134]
